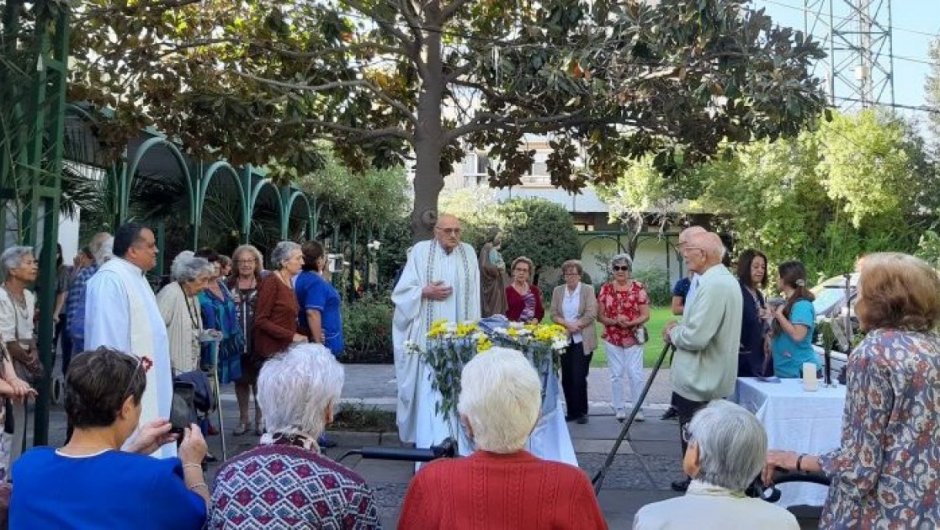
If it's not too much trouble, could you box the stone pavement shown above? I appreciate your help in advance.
[32,363,823,529]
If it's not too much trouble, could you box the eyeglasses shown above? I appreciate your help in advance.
[612,266,630,272]
[235,259,256,264]
[436,227,461,235]
[122,354,144,400]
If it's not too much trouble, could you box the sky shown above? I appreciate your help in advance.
[752,0,939,131]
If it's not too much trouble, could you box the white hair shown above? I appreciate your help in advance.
[457,347,541,453]
[609,253,633,271]
[257,343,344,440]
[688,400,768,491]
[95,236,114,265]
[271,241,301,270]
[170,251,213,282]
[0,246,33,278]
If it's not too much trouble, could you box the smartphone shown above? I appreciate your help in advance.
[170,382,196,435]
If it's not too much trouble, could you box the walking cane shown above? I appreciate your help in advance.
[209,340,227,461]
[592,342,674,494]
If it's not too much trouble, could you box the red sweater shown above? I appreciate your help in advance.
[252,274,300,357]
[505,284,545,323]
[398,451,607,530]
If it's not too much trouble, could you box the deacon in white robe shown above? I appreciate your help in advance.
[84,225,175,458]
[392,214,480,452]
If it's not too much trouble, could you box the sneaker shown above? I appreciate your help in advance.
[634,410,645,422]
[615,408,627,421]
[661,406,678,420]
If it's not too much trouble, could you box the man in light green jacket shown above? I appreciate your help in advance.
[663,231,743,492]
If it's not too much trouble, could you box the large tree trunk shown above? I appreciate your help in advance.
[410,1,445,243]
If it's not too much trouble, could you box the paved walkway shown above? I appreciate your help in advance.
[34,363,822,529]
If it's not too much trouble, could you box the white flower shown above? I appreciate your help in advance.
[509,322,524,329]
[518,328,532,336]
[552,339,569,351]
[495,327,508,335]
[404,340,421,353]
[445,322,458,333]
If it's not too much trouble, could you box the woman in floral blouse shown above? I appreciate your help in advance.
[763,252,940,529]
[597,253,650,422]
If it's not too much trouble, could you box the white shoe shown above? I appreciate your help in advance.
[635,410,645,422]
[615,408,627,421]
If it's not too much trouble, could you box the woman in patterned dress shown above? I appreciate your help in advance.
[597,253,650,422]
[227,244,265,436]
[763,252,940,529]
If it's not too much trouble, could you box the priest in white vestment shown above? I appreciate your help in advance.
[392,214,481,452]
[85,223,175,458]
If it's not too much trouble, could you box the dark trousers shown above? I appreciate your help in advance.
[561,342,592,418]
[671,392,709,459]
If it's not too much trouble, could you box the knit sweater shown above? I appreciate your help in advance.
[398,450,607,530]
[208,444,381,529]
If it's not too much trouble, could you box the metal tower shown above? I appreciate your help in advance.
[803,0,895,109]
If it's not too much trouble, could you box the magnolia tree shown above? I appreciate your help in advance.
[71,0,826,240]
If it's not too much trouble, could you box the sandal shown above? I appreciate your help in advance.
[233,422,251,436]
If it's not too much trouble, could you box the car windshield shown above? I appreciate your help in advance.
[814,287,850,317]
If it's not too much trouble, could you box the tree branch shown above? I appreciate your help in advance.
[441,0,474,20]
[299,121,413,143]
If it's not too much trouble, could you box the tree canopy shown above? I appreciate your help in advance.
[69,0,826,239]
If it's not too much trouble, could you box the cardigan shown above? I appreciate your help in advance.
[504,284,544,322]
[252,274,300,358]
[549,282,598,353]
[398,450,607,530]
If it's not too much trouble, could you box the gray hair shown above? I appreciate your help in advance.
[560,259,583,275]
[170,251,213,283]
[270,241,301,270]
[1,246,34,278]
[94,237,114,265]
[688,400,768,491]
[258,343,344,440]
[609,253,633,271]
[457,347,541,453]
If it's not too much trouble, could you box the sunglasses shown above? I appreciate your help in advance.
[612,265,630,272]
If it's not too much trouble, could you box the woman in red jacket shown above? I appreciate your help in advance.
[504,256,544,323]
[253,241,307,361]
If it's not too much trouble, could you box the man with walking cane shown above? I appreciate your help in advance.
[662,231,742,492]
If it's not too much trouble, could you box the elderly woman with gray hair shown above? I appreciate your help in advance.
[0,246,43,382]
[209,343,381,529]
[399,348,606,529]
[156,251,215,374]
[253,242,307,365]
[634,401,798,529]
[597,253,650,421]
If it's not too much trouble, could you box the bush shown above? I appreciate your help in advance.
[342,294,394,363]
[499,198,581,276]
[633,268,671,306]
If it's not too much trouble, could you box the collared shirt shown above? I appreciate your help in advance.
[562,283,582,344]
[66,263,99,350]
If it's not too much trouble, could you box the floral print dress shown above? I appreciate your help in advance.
[818,329,940,529]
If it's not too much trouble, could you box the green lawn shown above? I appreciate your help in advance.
[587,306,675,368]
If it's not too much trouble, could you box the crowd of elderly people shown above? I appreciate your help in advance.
[0,214,937,529]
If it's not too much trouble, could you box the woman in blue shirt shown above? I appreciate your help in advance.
[296,241,345,357]
[10,347,208,530]
[771,261,820,378]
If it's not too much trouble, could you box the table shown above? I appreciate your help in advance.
[736,377,846,508]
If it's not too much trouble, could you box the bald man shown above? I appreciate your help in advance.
[675,226,707,314]
[392,213,481,453]
[663,231,743,492]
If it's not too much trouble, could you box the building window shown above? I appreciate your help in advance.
[463,152,489,185]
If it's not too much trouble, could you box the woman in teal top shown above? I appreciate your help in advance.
[770,261,820,378]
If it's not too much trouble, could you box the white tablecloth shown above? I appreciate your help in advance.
[736,377,846,508]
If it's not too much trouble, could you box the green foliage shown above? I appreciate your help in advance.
[632,268,672,306]
[916,230,940,269]
[439,187,502,249]
[375,216,413,292]
[341,295,394,364]
[497,198,581,277]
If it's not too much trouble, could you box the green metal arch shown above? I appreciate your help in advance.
[123,136,196,224]
[199,161,247,227]
[282,189,312,239]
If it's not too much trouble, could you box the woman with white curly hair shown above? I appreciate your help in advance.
[399,348,606,529]
[155,251,214,374]
[209,343,381,529]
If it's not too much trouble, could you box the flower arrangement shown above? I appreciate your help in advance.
[407,318,568,422]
